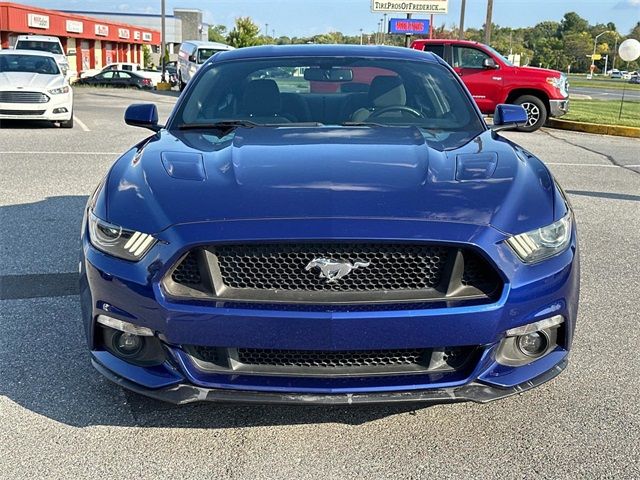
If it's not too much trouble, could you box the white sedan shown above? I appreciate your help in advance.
[0,49,73,128]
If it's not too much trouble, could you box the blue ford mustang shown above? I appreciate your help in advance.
[80,45,579,405]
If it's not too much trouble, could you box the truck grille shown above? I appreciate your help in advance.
[0,91,49,103]
[165,243,501,305]
[186,345,480,376]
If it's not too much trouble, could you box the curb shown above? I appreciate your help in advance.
[547,118,640,138]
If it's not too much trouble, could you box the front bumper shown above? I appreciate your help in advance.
[549,99,569,118]
[0,92,73,121]
[93,356,568,405]
[81,217,579,404]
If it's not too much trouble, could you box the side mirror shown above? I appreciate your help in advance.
[189,55,197,63]
[125,103,161,132]
[483,57,499,69]
[492,104,527,131]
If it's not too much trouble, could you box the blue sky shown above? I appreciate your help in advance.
[29,0,640,37]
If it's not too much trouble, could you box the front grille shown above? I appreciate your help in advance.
[0,91,49,103]
[0,109,46,116]
[186,345,480,376]
[215,243,448,292]
[166,243,502,305]
[238,347,425,368]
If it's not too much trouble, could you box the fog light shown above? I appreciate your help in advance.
[53,107,68,113]
[516,331,549,357]
[113,331,144,357]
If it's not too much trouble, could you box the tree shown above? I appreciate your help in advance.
[226,17,263,48]
[560,12,589,36]
[142,45,152,68]
[208,24,227,43]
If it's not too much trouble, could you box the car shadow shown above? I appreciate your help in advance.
[0,195,426,429]
[0,119,61,129]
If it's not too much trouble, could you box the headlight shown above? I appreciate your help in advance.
[88,212,157,261]
[48,86,70,95]
[546,75,568,96]
[506,212,572,263]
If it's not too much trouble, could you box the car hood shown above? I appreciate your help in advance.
[102,127,557,235]
[514,65,562,78]
[0,72,65,91]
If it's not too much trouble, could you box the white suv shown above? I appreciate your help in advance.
[15,35,69,77]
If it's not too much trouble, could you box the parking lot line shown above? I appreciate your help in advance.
[545,162,620,168]
[0,151,119,155]
[73,115,90,132]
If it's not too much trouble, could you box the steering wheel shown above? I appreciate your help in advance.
[369,105,424,119]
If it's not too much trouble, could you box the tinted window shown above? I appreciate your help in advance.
[100,71,115,79]
[0,54,60,74]
[122,65,133,71]
[197,49,224,64]
[118,72,132,78]
[173,56,484,149]
[453,47,489,69]
[16,40,63,55]
[423,44,445,59]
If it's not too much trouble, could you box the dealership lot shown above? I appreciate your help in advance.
[1,88,639,479]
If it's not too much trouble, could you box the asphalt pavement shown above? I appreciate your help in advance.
[1,88,639,479]
[571,85,640,101]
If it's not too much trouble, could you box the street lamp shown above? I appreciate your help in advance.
[360,28,363,45]
[590,30,612,78]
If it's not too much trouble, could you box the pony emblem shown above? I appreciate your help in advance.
[305,258,371,283]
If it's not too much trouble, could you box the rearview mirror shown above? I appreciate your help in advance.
[303,68,354,82]
[483,58,499,69]
[492,104,527,131]
[125,103,161,132]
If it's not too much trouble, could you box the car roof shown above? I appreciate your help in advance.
[412,39,488,48]
[0,49,57,58]
[214,44,438,62]
[182,41,233,49]
[16,35,62,42]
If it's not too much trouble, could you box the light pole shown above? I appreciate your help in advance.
[161,0,165,82]
[360,28,363,45]
[591,31,611,77]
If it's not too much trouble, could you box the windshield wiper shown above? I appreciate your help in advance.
[178,120,260,131]
[340,121,388,127]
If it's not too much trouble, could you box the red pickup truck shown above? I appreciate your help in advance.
[411,39,569,132]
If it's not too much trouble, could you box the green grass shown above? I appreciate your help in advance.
[563,99,640,127]
[568,75,640,91]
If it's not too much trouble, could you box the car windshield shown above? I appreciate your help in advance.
[172,56,485,149]
[15,40,63,55]
[0,54,60,75]
[483,45,513,66]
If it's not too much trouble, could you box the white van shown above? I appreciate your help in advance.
[177,41,234,90]
[14,35,70,77]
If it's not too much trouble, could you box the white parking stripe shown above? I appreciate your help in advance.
[0,151,119,155]
[546,162,620,168]
[73,115,90,132]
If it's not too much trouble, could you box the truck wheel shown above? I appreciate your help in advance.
[513,95,547,132]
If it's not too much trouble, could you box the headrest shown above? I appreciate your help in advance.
[369,76,406,108]
[243,79,281,116]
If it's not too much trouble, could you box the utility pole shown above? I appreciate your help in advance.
[383,14,387,44]
[458,0,466,39]
[484,0,493,45]
[161,0,166,82]
[360,28,363,45]
[265,23,269,37]
[612,36,618,71]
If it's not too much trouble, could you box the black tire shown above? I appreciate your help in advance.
[513,95,547,132]
[59,113,74,129]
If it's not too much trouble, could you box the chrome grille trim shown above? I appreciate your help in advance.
[0,91,50,104]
